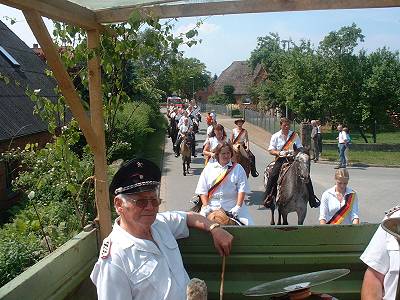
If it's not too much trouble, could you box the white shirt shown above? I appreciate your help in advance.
[319,186,359,224]
[178,116,192,128]
[268,130,302,151]
[195,161,250,211]
[179,124,189,134]
[338,131,348,144]
[317,125,321,134]
[360,209,400,300]
[206,136,226,163]
[206,125,214,137]
[90,212,190,300]
[232,128,248,144]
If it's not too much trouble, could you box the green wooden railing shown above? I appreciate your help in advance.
[0,224,378,300]
[179,224,378,300]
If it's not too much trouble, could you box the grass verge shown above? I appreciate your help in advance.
[321,150,400,166]
[323,131,400,144]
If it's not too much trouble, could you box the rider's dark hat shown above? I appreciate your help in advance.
[109,158,161,196]
[234,118,245,125]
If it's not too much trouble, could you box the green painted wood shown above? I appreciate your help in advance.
[178,224,379,300]
[0,229,98,300]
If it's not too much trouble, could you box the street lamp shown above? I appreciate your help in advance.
[189,76,194,100]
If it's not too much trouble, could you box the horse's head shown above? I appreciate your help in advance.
[294,151,310,182]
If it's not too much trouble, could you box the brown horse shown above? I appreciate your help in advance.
[232,144,251,178]
[180,135,191,176]
[264,150,310,225]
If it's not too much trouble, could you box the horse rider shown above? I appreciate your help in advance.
[230,118,259,177]
[203,124,227,165]
[175,117,190,157]
[264,117,320,208]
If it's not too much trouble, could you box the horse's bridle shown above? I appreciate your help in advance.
[292,154,310,183]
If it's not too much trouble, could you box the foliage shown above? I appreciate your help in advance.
[208,92,229,104]
[107,102,166,161]
[249,24,400,142]
[223,85,235,104]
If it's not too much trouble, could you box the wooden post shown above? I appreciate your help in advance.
[87,30,112,240]
[23,10,112,239]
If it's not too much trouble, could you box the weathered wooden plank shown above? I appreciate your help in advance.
[87,29,112,240]
[0,0,102,30]
[178,224,378,299]
[96,0,400,23]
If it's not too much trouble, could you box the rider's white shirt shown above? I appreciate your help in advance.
[360,209,400,300]
[90,212,190,300]
[319,186,359,224]
[178,116,192,128]
[268,130,302,151]
[179,124,189,134]
[232,128,248,144]
[195,161,253,225]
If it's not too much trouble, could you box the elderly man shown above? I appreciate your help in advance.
[310,120,319,162]
[91,158,233,300]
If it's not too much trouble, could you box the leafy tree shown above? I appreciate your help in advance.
[223,85,235,104]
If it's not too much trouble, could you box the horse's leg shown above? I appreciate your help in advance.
[183,160,186,176]
[270,205,275,225]
[281,209,288,225]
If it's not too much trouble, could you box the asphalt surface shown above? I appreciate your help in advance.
[160,113,400,225]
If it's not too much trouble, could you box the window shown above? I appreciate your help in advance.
[0,46,20,67]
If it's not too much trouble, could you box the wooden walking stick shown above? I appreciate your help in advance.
[219,255,226,300]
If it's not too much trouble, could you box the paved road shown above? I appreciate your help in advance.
[160,115,400,225]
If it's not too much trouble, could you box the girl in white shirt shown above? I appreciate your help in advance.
[203,124,227,164]
[196,142,254,225]
[319,168,360,225]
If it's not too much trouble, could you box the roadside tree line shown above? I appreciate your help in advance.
[249,24,400,142]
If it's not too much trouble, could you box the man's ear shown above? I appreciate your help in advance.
[114,196,124,213]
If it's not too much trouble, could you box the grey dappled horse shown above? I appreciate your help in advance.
[264,150,310,225]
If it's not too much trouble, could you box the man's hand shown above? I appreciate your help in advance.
[200,205,212,217]
[229,205,241,217]
[210,227,233,256]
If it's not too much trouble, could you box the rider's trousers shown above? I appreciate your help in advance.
[265,157,286,198]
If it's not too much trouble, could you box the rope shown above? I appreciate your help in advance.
[219,255,226,300]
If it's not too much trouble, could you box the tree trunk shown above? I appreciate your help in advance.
[372,120,377,143]
[358,126,368,143]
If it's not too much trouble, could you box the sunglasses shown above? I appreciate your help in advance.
[124,196,162,208]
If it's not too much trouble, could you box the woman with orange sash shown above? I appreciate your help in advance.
[319,168,360,225]
[203,124,227,165]
[195,142,254,225]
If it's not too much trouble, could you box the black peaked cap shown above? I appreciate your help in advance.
[109,158,161,196]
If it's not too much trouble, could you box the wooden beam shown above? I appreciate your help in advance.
[23,10,99,153]
[87,29,112,240]
[1,0,102,30]
[96,0,400,23]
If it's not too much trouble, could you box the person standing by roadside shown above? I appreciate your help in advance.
[316,120,323,154]
[310,120,319,162]
[335,124,349,169]
[343,127,351,166]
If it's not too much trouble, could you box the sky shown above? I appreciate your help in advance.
[1,5,400,76]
